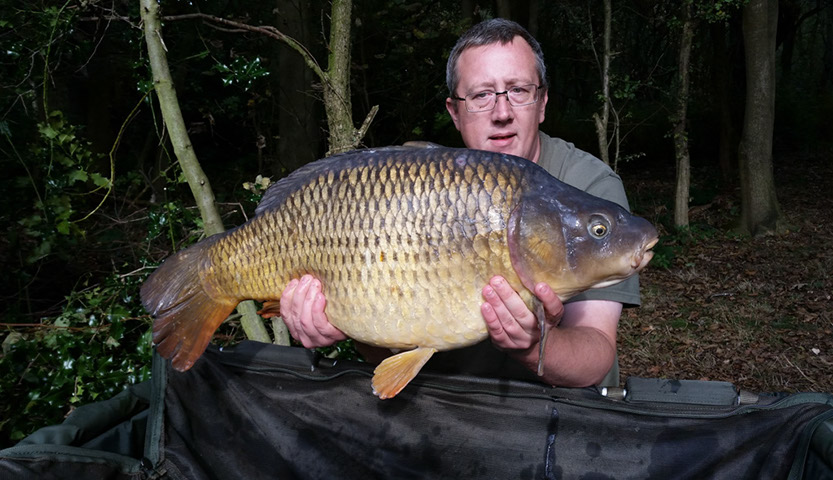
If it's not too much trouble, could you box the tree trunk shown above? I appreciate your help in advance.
[275,0,320,173]
[140,0,271,344]
[320,0,378,154]
[592,0,612,166]
[823,7,833,92]
[709,21,737,187]
[672,2,697,229]
[323,0,355,154]
[778,11,798,85]
[737,0,786,236]
[528,0,539,37]
[462,0,475,24]
[496,0,512,20]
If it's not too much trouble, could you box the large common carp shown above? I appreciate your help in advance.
[141,146,657,399]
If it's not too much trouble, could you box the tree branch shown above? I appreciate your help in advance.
[140,0,271,344]
[161,13,328,83]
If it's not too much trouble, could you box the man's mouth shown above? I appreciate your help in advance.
[489,133,516,142]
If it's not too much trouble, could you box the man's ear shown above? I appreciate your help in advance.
[446,97,462,131]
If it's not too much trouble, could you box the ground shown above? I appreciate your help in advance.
[616,150,833,394]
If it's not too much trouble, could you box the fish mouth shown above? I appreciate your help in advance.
[631,237,659,270]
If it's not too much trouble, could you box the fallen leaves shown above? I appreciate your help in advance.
[618,153,833,394]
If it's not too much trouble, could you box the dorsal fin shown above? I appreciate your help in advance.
[255,146,422,216]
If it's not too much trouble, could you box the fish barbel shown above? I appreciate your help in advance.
[141,146,658,398]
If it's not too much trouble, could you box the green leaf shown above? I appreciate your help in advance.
[90,172,111,188]
[67,169,88,184]
[40,124,58,139]
[56,220,70,235]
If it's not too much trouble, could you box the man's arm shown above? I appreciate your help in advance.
[480,276,620,387]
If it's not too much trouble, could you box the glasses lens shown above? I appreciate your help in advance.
[508,85,537,106]
[466,92,495,112]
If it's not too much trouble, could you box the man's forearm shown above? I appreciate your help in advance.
[510,325,617,387]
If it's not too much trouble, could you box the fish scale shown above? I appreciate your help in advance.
[141,146,658,398]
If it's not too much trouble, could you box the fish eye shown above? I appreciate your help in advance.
[588,218,610,238]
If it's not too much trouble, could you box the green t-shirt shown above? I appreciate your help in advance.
[537,132,641,307]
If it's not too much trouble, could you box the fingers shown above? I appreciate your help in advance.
[481,276,537,350]
[309,288,347,344]
[481,276,566,352]
[534,282,565,327]
[280,275,345,348]
[280,278,302,340]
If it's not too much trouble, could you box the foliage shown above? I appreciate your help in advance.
[0,178,210,448]
[0,273,152,447]
[213,55,270,90]
[10,111,112,263]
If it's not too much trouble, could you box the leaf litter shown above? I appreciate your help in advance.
[618,151,833,394]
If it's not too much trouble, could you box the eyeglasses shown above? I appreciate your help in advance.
[451,84,542,113]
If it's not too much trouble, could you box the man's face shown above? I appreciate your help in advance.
[446,37,548,163]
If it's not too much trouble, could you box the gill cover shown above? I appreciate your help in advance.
[507,190,623,301]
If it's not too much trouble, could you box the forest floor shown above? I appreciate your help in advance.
[616,149,833,394]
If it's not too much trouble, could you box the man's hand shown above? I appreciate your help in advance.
[280,274,346,348]
[481,275,621,386]
[480,275,564,351]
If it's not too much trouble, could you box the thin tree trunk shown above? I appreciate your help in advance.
[528,0,539,37]
[140,0,271,344]
[710,21,736,187]
[737,0,786,236]
[822,7,833,91]
[322,0,374,154]
[592,0,612,166]
[496,0,511,20]
[672,2,697,228]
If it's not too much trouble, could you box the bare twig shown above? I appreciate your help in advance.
[161,13,327,83]
[781,354,819,388]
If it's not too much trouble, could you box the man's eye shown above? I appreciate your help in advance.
[471,91,493,100]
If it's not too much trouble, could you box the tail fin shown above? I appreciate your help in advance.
[141,239,237,371]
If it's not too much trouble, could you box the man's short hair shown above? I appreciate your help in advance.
[446,18,548,97]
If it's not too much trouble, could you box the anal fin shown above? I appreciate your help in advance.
[372,347,437,399]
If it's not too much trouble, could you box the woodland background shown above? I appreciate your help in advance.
[1,0,832,448]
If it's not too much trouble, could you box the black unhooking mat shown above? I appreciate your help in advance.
[2,341,832,479]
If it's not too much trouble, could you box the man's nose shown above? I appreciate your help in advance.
[491,93,513,120]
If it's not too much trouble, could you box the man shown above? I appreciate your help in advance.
[279,18,640,388]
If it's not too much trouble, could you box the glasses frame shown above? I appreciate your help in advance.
[451,84,542,113]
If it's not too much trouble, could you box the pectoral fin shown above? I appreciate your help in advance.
[257,301,281,318]
[372,347,437,399]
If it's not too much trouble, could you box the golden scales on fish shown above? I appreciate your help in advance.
[141,146,658,399]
